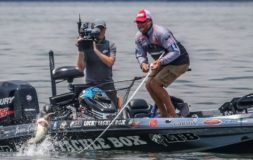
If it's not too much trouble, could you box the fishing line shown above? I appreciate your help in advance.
[78,52,165,153]
[77,73,149,153]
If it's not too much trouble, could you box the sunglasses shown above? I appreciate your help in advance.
[136,21,147,24]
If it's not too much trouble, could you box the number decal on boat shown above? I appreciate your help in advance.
[150,133,199,146]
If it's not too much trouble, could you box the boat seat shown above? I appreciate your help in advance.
[53,66,84,82]
[127,99,152,118]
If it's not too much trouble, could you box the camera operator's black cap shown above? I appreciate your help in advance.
[94,19,106,28]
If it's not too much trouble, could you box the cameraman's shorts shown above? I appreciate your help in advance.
[149,64,189,87]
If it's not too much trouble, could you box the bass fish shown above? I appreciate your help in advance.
[28,113,54,144]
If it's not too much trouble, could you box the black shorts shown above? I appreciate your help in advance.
[99,83,118,109]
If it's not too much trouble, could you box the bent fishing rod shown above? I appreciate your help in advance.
[77,52,166,153]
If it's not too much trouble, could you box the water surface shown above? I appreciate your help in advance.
[0,1,253,159]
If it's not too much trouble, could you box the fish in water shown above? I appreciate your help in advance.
[28,113,54,144]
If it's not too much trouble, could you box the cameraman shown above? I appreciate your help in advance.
[76,20,119,110]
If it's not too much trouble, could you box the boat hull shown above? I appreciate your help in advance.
[1,114,253,153]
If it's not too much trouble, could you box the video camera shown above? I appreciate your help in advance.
[77,15,101,50]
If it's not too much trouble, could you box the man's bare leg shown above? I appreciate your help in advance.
[146,79,168,117]
[149,78,177,117]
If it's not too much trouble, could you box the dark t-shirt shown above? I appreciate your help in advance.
[80,39,117,108]
[82,39,116,84]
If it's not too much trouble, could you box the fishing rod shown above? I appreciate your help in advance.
[77,52,166,153]
[78,75,148,153]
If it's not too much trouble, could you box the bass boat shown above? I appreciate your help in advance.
[0,51,253,153]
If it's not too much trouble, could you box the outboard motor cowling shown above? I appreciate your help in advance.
[0,80,39,125]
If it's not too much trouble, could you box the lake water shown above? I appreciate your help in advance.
[0,1,253,159]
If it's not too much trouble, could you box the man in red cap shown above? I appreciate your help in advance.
[134,9,190,117]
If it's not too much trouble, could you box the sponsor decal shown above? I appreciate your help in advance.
[83,119,127,127]
[150,133,199,146]
[15,125,28,135]
[171,43,179,52]
[0,108,15,118]
[171,119,198,126]
[165,120,171,123]
[139,36,149,47]
[0,97,14,106]
[60,121,68,130]
[1,129,12,137]
[1,126,14,136]
[203,119,222,125]
[54,135,147,152]
[149,119,158,128]
[128,119,140,128]
[223,119,241,123]
[24,108,36,112]
[0,145,13,152]
[26,95,32,102]
[52,121,58,130]
[70,120,83,128]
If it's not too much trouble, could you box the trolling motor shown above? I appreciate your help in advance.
[219,93,253,115]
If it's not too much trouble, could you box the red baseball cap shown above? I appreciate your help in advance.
[135,9,152,22]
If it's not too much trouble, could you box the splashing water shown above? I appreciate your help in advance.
[16,136,55,157]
